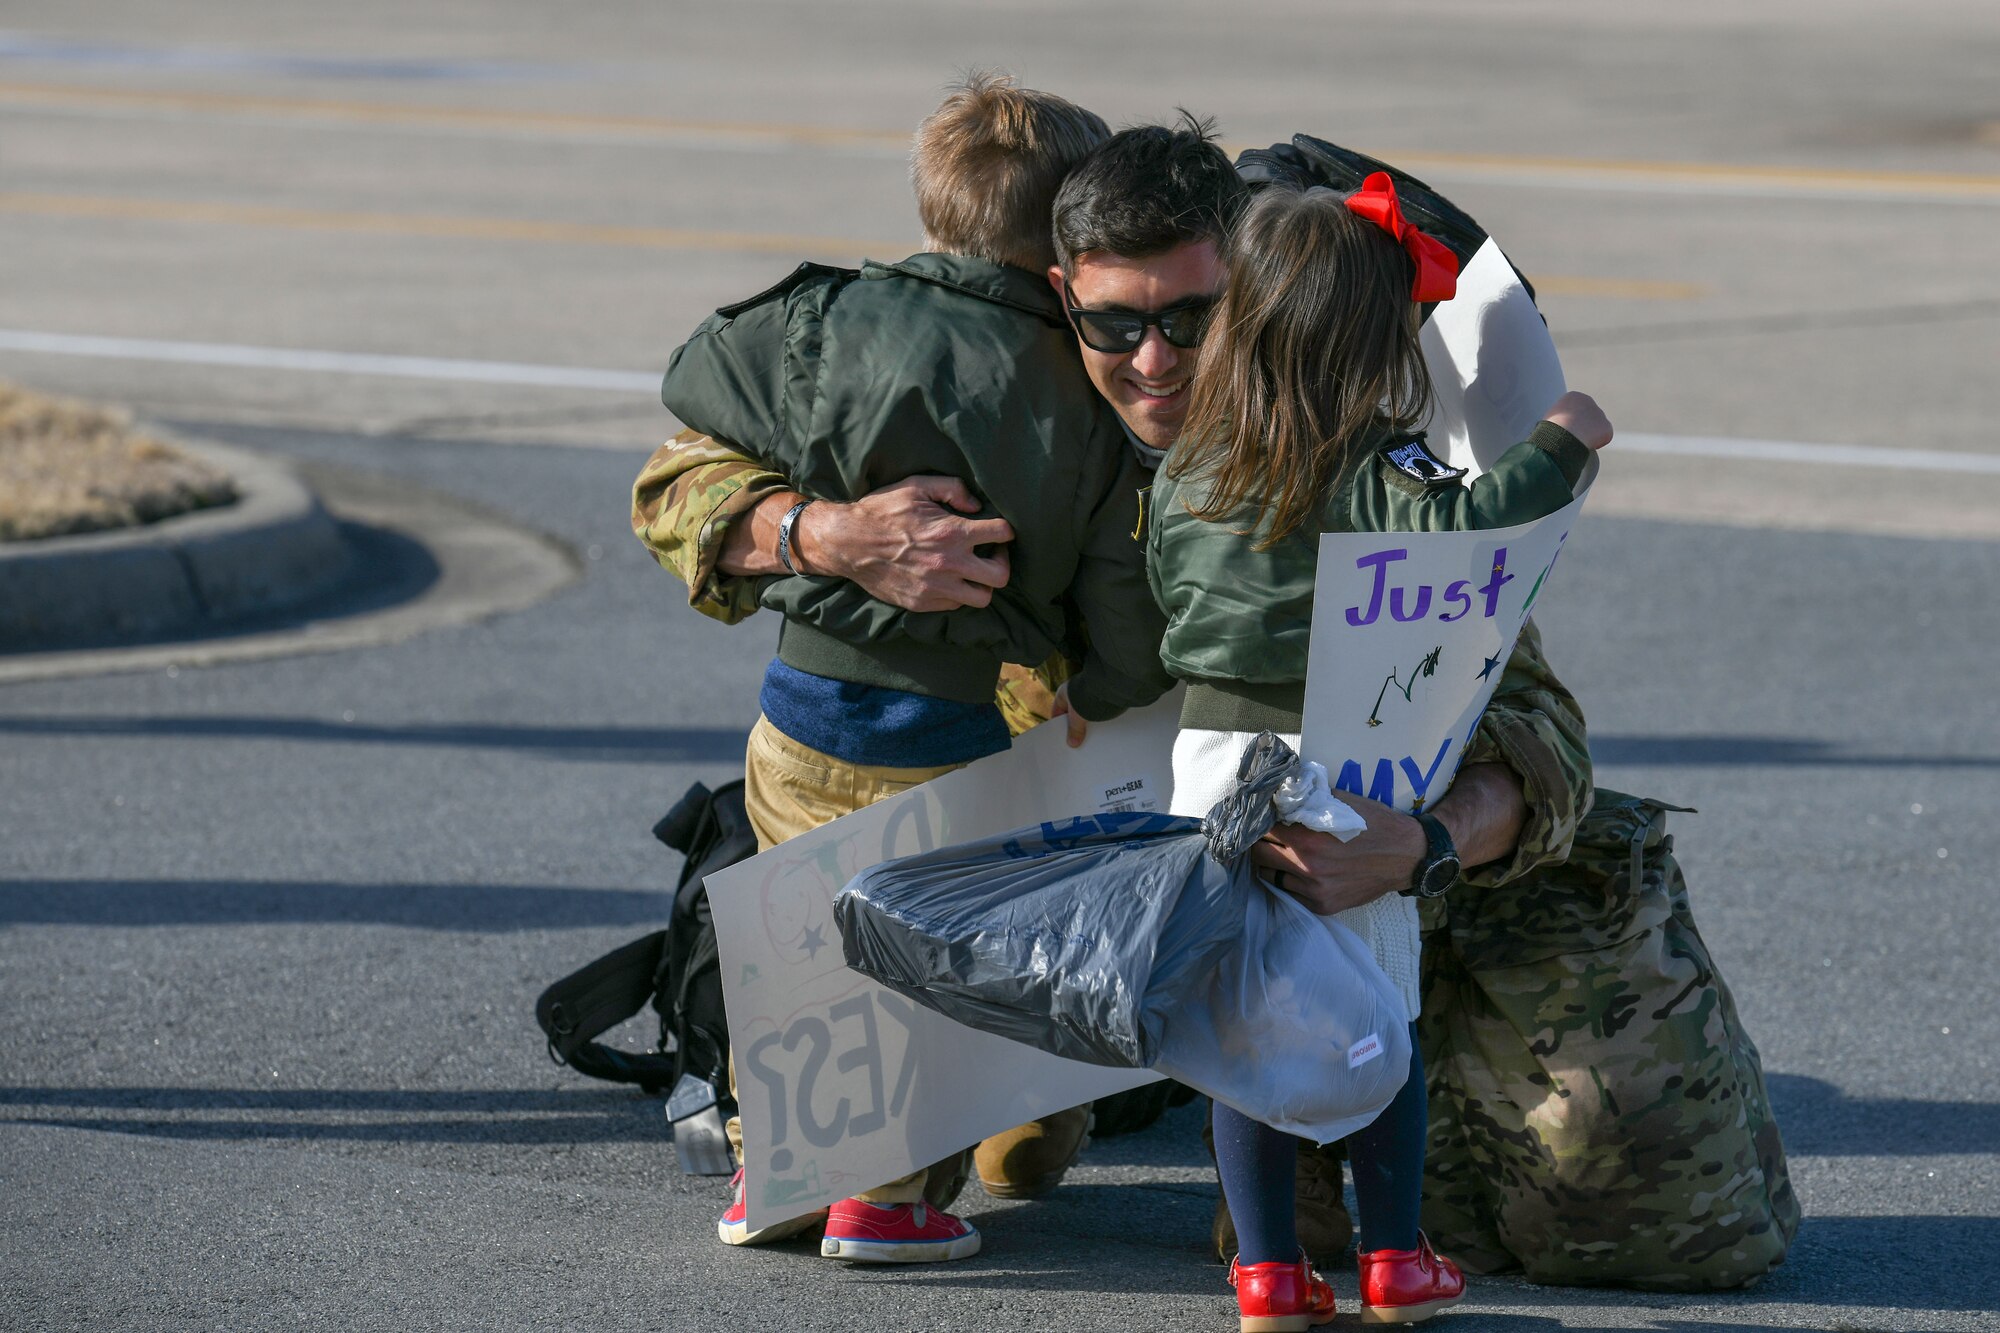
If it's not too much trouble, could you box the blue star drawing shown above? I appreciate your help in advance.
[801,924,827,959]
[1476,653,1502,682]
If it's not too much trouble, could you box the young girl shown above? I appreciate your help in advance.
[1147,177,1612,1329]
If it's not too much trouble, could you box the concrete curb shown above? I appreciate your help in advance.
[0,437,351,651]
[0,451,580,686]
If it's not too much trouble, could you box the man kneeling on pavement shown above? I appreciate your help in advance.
[638,102,1594,1267]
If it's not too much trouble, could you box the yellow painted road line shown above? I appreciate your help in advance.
[1371,147,2000,199]
[0,191,910,259]
[0,191,1696,300]
[0,190,1698,299]
[0,80,912,150]
[8,81,2000,201]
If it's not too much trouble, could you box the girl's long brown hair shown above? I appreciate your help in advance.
[1168,185,1433,547]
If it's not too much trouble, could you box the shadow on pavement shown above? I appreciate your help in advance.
[0,877,663,929]
[1766,1072,2000,1155]
[0,714,746,763]
[0,1084,665,1145]
[12,1114,661,1145]
[1593,734,1998,768]
[10,718,1994,770]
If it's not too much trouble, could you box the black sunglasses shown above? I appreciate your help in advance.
[1062,281,1216,353]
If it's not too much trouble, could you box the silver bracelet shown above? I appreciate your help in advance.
[776,499,814,575]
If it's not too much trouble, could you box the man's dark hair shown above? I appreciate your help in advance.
[1051,112,1249,275]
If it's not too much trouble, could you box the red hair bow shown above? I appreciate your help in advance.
[1343,171,1459,303]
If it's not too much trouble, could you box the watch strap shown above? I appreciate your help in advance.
[776,499,813,575]
[1409,812,1461,898]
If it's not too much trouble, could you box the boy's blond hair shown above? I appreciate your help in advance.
[911,72,1109,273]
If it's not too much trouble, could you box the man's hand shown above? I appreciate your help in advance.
[718,476,1014,613]
[801,477,1014,611]
[1542,391,1613,451]
[1252,762,1530,915]
[1251,794,1424,916]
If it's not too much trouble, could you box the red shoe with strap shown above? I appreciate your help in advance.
[1229,1253,1340,1332]
[1357,1232,1465,1324]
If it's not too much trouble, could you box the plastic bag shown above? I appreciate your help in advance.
[1273,759,1369,840]
[835,734,1411,1141]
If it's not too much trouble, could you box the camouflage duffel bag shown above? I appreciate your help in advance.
[1415,789,1802,1289]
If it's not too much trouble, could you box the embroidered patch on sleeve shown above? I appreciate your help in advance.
[1384,437,1466,484]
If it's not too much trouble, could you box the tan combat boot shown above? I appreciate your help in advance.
[974,1104,1092,1199]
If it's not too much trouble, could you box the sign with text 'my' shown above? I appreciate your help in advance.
[1299,462,1593,813]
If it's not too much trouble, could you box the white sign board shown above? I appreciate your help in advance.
[706,694,1182,1231]
[1420,237,1569,480]
[1298,474,1591,813]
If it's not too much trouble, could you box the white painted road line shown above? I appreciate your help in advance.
[1617,433,2000,476]
[0,329,658,394]
[5,327,1998,475]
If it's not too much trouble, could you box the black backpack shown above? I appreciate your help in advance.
[534,779,756,1175]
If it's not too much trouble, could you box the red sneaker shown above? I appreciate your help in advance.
[819,1197,980,1263]
[1357,1233,1465,1324]
[717,1168,827,1246]
[1229,1254,1340,1332]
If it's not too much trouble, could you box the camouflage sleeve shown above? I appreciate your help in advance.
[1458,617,1593,887]
[631,429,790,625]
[995,655,1078,737]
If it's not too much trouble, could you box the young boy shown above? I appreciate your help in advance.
[652,73,1174,1263]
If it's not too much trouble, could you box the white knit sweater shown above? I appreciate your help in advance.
[1171,728,1422,1021]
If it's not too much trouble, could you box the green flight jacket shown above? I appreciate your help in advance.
[1148,420,1590,735]
[661,252,1171,720]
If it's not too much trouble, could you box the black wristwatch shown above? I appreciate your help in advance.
[1406,813,1462,899]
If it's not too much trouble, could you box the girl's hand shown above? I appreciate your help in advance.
[1543,391,1613,451]
[1050,683,1088,748]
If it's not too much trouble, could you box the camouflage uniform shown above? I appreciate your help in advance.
[631,429,788,627]
[1415,791,1800,1288]
[631,434,1797,1289]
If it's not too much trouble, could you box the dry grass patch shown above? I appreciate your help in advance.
[0,382,237,542]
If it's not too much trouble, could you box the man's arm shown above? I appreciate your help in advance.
[1250,618,1591,912]
[631,430,790,624]
[632,430,1016,616]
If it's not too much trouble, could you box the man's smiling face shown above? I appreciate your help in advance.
[1050,238,1225,451]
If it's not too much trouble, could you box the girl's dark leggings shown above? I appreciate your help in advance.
[1212,1020,1425,1265]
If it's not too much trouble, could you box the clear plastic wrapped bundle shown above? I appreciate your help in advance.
[835,734,1411,1141]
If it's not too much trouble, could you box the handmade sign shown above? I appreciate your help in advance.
[1298,474,1591,814]
[705,693,1181,1232]
[1419,237,1569,480]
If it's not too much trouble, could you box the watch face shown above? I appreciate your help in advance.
[1419,854,1462,898]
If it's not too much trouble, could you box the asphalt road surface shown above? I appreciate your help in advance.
[3,3,1997,1330]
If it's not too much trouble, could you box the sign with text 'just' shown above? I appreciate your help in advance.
[1299,466,1592,814]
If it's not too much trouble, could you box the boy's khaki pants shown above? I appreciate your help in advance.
[723,715,975,1238]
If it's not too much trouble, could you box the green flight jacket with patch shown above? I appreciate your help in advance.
[1149,419,1587,731]
[661,252,1171,721]
[1149,419,1593,886]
